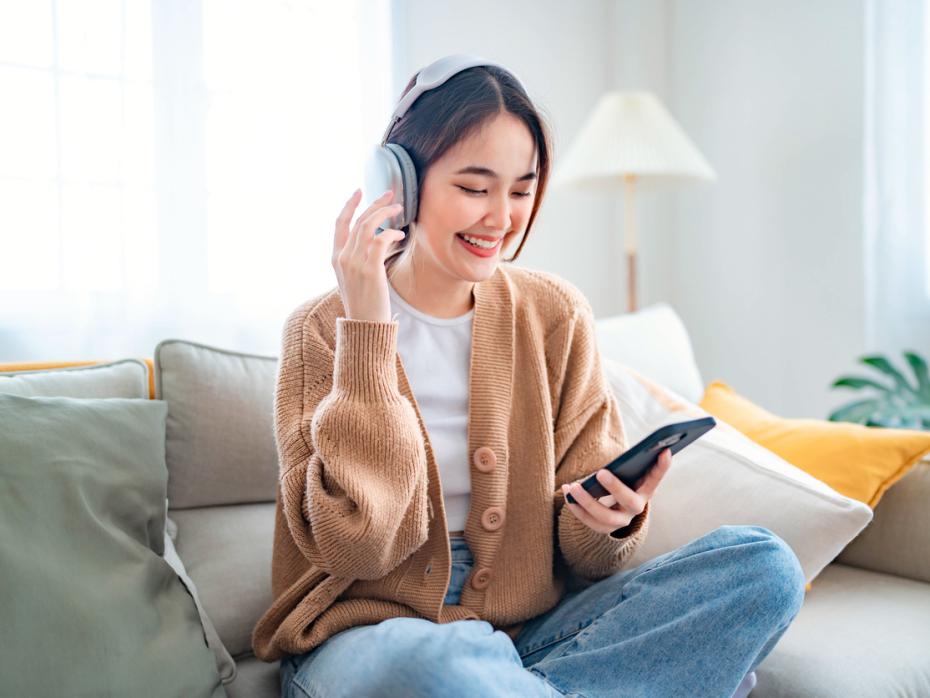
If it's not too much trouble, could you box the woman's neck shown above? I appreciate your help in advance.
[387,255,476,319]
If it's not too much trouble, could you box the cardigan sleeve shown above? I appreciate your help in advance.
[274,306,430,581]
[551,304,651,582]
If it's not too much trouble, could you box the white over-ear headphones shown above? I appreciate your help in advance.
[361,54,527,233]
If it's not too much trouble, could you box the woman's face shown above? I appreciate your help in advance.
[412,111,538,282]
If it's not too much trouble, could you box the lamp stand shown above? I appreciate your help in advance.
[622,173,638,313]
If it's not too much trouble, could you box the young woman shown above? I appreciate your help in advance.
[252,56,806,698]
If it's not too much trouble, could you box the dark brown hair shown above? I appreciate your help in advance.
[383,63,553,269]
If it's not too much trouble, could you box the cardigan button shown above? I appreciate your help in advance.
[473,446,497,473]
[470,567,492,590]
[481,506,505,531]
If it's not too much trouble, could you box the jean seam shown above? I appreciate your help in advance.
[546,576,636,659]
[530,666,582,697]
[521,577,637,665]
[289,676,319,698]
[519,581,634,661]
[521,558,669,661]
[536,621,593,667]
[518,621,589,661]
[289,654,325,698]
[622,555,666,582]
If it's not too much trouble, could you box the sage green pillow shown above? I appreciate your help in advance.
[0,393,225,697]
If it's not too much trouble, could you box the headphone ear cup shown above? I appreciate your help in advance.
[384,143,418,228]
[362,144,396,211]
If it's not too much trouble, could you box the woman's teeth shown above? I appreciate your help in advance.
[459,234,499,249]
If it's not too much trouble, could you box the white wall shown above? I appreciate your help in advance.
[661,0,867,419]
[395,0,869,419]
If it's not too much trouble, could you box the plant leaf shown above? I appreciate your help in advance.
[859,355,919,396]
[828,398,883,424]
[831,376,891,392]
[904,351,930,399]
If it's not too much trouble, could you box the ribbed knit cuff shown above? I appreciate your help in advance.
[609,501,650,539]
[559,499,650,580]
[333,317,403,402]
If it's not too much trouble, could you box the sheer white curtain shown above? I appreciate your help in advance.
[0,0,395,362]
[863,0,930,354]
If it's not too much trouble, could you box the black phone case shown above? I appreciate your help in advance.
[565,416,716,504]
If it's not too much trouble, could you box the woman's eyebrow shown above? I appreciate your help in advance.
[454,165,537,181]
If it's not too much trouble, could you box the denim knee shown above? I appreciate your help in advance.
[717,525,806,619]
[361,619,500,693]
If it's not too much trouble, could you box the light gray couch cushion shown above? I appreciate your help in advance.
[837,457,930,584]
[170,502,276,659]
[164,522,239,685]
[153,340,281,694]
[154,339,278,509]
[0,358,149,398]
[754,563,930,697]
[226,655,281,698]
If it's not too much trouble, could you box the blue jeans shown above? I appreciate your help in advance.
[279,525,805,697]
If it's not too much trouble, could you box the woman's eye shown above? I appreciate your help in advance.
[457,185,532,198]
[457,186,485,195]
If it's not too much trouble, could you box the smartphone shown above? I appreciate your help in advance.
[565,416,716,504]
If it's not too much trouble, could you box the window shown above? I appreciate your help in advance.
[862,0,930,353]
[0,0,394,360]
[926,0,930,299]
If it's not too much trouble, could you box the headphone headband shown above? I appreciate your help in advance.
[380,53,527,145]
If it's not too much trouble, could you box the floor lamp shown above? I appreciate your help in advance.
[549,91,716,312]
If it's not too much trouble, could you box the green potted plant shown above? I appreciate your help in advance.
[828,351,930,430]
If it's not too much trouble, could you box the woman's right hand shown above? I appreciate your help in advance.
[332,188,407,323]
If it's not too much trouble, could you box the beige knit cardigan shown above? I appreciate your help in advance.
[251,263,651,662]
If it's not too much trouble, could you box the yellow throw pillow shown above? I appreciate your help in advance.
[700,380,930,509]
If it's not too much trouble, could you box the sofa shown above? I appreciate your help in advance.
[2,301,928,697]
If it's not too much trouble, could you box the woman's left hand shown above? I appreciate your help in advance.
[561,448,672,535]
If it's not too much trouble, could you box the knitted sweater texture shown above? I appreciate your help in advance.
[251,264,651,662]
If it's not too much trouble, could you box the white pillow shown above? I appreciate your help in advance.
[604,359,874,583]
[595,303,705,403]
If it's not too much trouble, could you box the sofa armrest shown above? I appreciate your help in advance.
[836,456,930,583]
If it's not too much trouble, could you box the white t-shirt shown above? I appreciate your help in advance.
[388,281,473,531]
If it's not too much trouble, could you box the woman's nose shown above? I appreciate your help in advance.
[483,191,512,230]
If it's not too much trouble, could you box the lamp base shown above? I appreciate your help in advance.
[627,250,637,313]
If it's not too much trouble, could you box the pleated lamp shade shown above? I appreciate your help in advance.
[550,91,716,191]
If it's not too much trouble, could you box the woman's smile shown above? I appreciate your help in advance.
[455,232,502,257]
